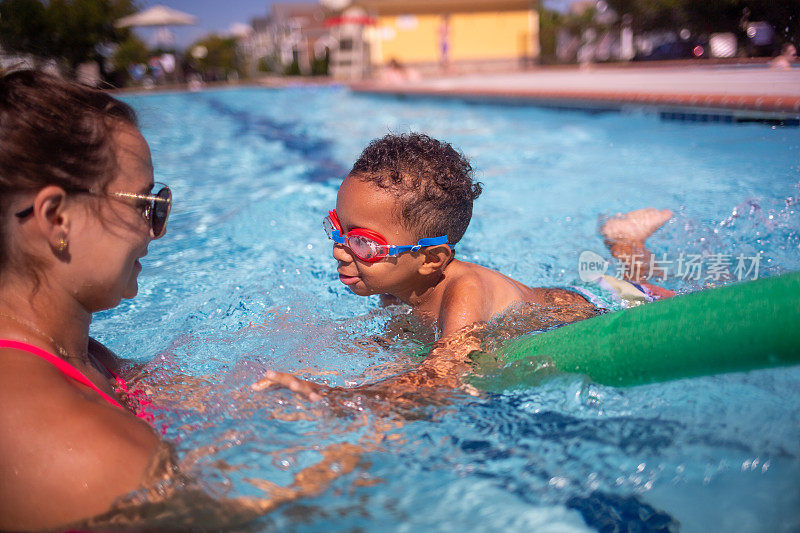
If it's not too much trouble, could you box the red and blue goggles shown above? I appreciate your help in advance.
[323,209,449,263]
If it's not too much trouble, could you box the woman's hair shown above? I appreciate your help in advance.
[0,69,138,272]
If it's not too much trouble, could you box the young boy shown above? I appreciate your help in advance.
[253,133,672,398]
[323,133,670,338]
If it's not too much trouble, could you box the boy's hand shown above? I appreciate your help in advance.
[251,371,327,402]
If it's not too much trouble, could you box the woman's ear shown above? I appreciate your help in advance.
[418,244,453,275]
[31,185,71,253]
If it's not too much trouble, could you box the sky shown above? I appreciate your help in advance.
[134,0,573,50]
[135,0,282,49]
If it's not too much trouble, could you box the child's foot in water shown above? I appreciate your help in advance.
[601,208,673,245]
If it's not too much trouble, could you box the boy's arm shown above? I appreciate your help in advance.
[529,287,599,323]
[253,324,481,404]
[253,279,492,400]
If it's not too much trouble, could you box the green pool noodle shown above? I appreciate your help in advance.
[498,271,800,387]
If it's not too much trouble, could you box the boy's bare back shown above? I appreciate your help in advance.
[415,259,596,336]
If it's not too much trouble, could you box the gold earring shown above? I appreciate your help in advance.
[56,237,68,252]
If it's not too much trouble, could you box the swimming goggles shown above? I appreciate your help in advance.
[322,209,448,263]
[15,183,172,239]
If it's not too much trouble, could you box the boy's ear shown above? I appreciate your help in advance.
[418,244,453,275]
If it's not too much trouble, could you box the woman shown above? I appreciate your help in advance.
[0,69,172,529]
[0,70,364,531]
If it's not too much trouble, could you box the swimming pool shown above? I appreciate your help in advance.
[102,86,800,531]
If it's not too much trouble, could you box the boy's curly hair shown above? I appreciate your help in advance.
[349,133,482,244]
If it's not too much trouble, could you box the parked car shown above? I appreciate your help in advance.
[633,36,709,61]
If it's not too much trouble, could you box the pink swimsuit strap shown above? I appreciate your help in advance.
[0,339,124,410]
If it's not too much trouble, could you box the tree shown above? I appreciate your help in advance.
[47,0,139,72]
[604,0,690,33]
[538,8,565,64]
[0,0,140,73]
[112,33,149,71]
[605,0,798,44]
[311,48,329,76]
[685,0,799,44]
[0,0,51,59]
[190,35,242,80]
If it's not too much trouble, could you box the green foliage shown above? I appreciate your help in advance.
[190,34,242,78]
[257,56,274,72]
[112,33,149,72]
[712,0,799,43]
[538,8,563,64]
[0,0,139,72]
[0,0,50,58]
[283,57,301,76]
[310,48,329,76]
[604,0,686,33]
[605,0,798,43]
[560,5,602,36]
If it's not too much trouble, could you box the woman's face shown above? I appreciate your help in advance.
[68,123,156,311]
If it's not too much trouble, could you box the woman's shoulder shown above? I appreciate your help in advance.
[0,341,138,426]
[0,341,71,392]
[0,343,161,530]
[0,340,156,448]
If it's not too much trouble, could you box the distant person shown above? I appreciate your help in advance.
[148,56,164,84]
[770,43,797,70]
[439,14,451,73]
[160,53,176,83]
[188,73,204,91]
[380,58,421,84]
[160,53,176,75]
[578,28,598,70]
[128,62,146,82]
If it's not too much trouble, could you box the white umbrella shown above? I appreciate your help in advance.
[115,5,197,28]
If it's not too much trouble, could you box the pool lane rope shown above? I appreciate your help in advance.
[498,271,800,387]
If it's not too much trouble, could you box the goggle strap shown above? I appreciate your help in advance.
[330,229,346,244]
[417,235,449,246]
[386,236,449,256]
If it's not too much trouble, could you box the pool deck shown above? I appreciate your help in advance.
[350,64,800,119]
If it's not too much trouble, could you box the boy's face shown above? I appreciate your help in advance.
[332,174,426,298]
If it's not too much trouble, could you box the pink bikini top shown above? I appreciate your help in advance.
[0,339,155,424]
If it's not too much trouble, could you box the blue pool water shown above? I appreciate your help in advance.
[101,86,800,531]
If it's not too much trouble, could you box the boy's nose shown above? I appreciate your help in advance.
[332,242,354,262]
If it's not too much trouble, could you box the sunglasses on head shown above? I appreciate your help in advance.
[322,209,449,263]
[15,182,173,239]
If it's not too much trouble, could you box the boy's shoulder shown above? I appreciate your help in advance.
[436,261,520,334]
[442,260,530,298]
[435,260,596,335]
[440,261,496,300]
[437,269,491,335]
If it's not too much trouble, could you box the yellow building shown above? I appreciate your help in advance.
[355,0,539,74]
